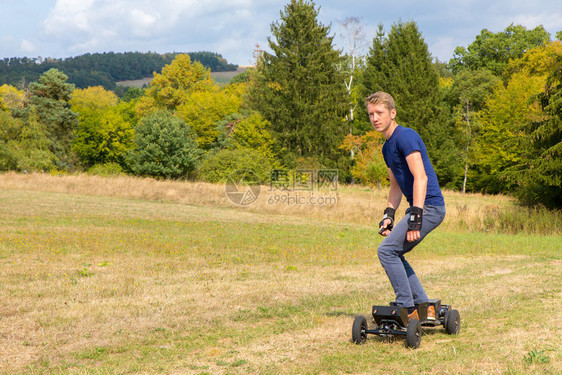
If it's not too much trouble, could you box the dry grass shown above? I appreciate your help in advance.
[0,172,530,233]
[0,173,560,374]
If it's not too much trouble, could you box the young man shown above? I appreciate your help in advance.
[366,91,446,322]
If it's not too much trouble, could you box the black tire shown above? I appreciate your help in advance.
[406,318,422,349]
[445,309,461,335]
[352,315,368,344]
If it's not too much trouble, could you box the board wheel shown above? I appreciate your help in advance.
[352,315,368,344]
[445,309,461,335]
[406,318,422,348]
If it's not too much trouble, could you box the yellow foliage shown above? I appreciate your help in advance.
[71,86,118,111]
[231,112,276,160]
[439,77,453,88]
[476,72,546,173]
[133,54,250,149]
[177,84,245,148]
[0,84,25,110]
[134,95,159,119]
[340,130,388,187]
[147,54,216,110]
[267,82,283,91]
[507,41,562,77]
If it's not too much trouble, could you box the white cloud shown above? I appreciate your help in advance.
[428,37,455,62]
[38,0,269,58]
[12,0,559,64]
[509,12,562,31]
[20,39,37,54]
[129,8,160,36]
[43,0,96,36]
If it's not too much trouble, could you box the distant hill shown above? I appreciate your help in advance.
[0,51,238,91]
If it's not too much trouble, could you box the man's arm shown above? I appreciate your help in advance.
[379,168,402,236]
[405,151,427,242]
[387,168,402,210]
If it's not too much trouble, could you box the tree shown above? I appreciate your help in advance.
[474,42,561,195]
[137,54,215,114]
[363,21,441,144]
[134,53,242,149]
[0,84,25,111]
[198,148,274,184]
[71,86,118,110]
[445,69,500,193]
[72,108,134,168]
[249,0,348,167]
[511,53,562,208]
[449,24,550,76]
[340,130,387,187]
[338,17,367,128]
[506,41,562,78]
[474,73,546,193]
[0,111,56,172]
[19,68,78,169]
[176,82,245,149]
[229,112,277,160]
[0,111,21,170]
[71,87,134,168]
[337,17,370,171]
[128,110,202,179]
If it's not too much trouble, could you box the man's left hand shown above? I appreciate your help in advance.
[407,230,420,242]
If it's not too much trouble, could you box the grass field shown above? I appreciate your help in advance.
[0,173,560,374]
[116,67,248,88]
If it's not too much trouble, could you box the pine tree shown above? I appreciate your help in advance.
[513,53,562,208]
[363,21,440,144]
[249,0,347,167]
[18,69,78,169]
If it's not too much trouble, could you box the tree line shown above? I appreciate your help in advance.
[0,0,560,208]
[0,51,238,91]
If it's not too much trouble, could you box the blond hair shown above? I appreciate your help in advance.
[365,92,396,112]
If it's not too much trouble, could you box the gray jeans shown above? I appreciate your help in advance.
[377,205,446,308]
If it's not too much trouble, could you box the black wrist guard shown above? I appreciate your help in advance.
[407,206,423,231]
[378,207,396,235]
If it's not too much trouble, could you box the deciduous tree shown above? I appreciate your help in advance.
[137,54,215,114]
[0,84,25,111]
[474,73,546,193]
[449,24,550,76]
[445,69,500,193]
[176,82,245,149]
[71,86,134,168]
[340,130,387,188]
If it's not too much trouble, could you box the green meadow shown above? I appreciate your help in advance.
[0,175,560,374]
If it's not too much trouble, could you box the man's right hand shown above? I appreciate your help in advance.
[378,218,392,236]
[378,207,395,236]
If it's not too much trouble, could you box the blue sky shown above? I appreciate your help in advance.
[0,0,560,65]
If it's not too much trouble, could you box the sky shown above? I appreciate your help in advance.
[0,0,561,66]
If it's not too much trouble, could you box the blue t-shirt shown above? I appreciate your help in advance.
[382,126,445,207]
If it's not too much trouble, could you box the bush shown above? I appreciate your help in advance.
[87,162,125,177]
[128,110,203,179]
[198,148,274,184]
